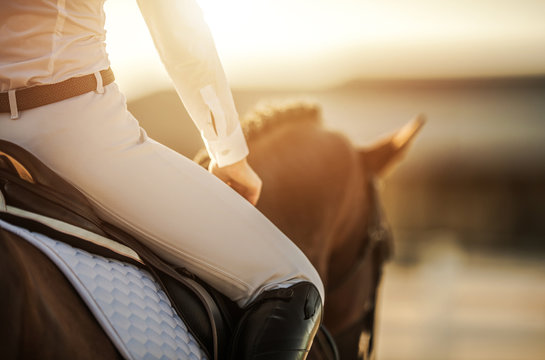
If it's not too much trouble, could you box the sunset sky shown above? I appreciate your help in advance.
[104,0,545,98]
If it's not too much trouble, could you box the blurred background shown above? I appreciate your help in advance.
[104,1,545,359]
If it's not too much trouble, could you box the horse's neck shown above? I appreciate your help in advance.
[324,166,370,287]
[250,123,365,280]
[326,215,369,287]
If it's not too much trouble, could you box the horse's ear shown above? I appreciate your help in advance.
[360,114,426,176]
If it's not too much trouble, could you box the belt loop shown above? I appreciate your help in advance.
[8,90,19,120]
[94,71,104,94]
[0,188,6,211]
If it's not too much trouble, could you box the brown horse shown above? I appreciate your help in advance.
[0,101,423,360]
[197,101,424,359]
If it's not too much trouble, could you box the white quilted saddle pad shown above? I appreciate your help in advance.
[0,218,207,360]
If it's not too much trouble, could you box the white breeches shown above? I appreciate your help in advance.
[0,83,324,307]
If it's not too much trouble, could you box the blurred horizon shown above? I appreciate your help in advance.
[105,0,545,98]
[128,75,545,252]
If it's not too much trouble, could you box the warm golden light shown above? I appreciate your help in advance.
[103,5,545,360]
[104,0,545,96]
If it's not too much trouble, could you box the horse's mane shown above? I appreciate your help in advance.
[240,100,323,142]
[194,100,323,167]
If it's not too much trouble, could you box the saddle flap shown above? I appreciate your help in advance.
[3,181,105,236]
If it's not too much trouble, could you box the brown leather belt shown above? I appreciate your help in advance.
[0,68,115,115]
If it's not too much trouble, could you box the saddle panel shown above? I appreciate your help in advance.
[0,140,230,360]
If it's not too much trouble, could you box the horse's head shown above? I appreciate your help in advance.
[328,114,426,285]
[195,101,424,359]
[319,114,424,360]
[195,102,424,286]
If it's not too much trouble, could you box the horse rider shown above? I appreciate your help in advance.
[0,0,324,358]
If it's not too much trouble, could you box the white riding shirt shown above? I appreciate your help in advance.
[0,0,248,167]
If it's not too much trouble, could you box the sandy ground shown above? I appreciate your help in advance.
[375,240,545,360]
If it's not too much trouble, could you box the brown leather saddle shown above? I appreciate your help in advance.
[0,139,233,360]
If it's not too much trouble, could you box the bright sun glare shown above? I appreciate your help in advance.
[104,0,545,97]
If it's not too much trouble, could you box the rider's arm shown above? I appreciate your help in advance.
[136,0,248,168]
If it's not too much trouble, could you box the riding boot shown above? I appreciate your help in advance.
[230,281,323,360]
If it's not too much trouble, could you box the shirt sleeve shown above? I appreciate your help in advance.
[136,0,249,167]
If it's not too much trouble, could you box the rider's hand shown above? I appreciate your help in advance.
[209,157,262,206]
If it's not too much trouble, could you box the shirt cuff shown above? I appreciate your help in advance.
[203,124,249,167]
